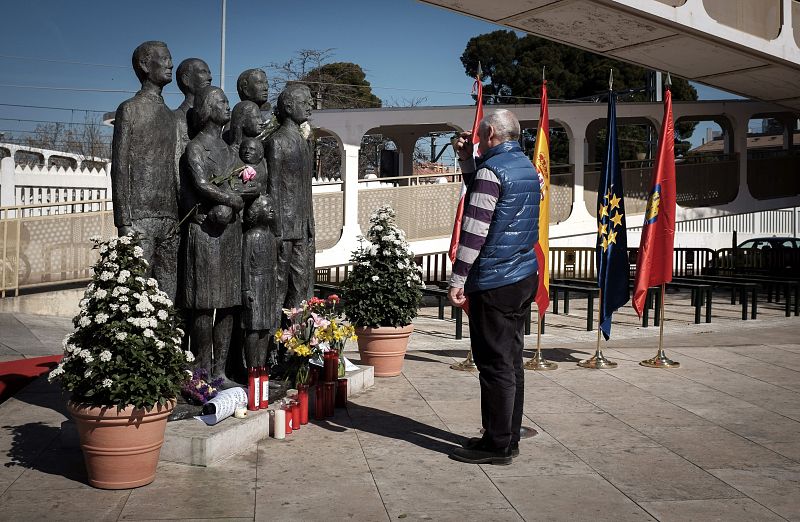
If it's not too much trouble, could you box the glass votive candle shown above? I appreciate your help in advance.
[291,399,301,430]
[298,384,309,425]
[282,401,293,435]
[336,378,348,408]
[323,381,335,418]
[314,384,325,420]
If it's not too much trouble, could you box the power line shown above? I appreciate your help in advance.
[0,102,107,113]
[0,53,129,69]
[0,117,108,127]
[0,83,182,95]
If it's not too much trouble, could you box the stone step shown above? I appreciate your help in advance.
[159,364,374,467]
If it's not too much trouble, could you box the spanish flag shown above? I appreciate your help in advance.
[533,80,550,317]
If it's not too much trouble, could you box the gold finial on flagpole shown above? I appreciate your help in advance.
[665,71,672,89]
[477,61,483,81]
[609,68,614,91]
[542,66,546,82]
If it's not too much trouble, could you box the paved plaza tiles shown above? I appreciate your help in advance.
[1,291,799,521]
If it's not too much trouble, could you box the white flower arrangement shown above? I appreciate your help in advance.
[48,233,190,410]
[341,206,423,328]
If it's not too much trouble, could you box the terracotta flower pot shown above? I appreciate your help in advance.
[68,399,175,490]
[355,324,414,377]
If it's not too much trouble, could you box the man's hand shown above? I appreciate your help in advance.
[448,286,466,308]
[452,131,474,161]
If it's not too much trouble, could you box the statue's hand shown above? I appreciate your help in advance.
[118,225,134,237]
[230,195,245,212]
[244,291,254,305]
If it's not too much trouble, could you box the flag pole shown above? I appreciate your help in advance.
[578,277,617,370]
[451,63,482,373]
[525,311,557,370]
[640,283,680,367]
[525,65,557,371]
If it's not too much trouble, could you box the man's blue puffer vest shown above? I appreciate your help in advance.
[465,140,539,294]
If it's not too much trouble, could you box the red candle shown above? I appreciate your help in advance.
[247,367,260,411]
[291,400,301,430]
[259,366,269,409]
[336,378,348,408]
[283,403,292,434]
[314,384,325,420]
[323,381,335,418]
[309,366,320,386]
[298,384,309,425]
[323,351,337,382]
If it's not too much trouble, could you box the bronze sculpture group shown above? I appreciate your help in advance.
[111,41,316,385]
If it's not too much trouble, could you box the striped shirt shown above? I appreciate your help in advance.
[449,158,501,289]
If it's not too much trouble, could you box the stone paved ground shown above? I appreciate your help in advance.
[1,288,799,521]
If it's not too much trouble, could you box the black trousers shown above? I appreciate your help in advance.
[467,272,537,450]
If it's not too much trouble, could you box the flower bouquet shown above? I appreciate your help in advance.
[181,368,224,405]
[274,295,356,384]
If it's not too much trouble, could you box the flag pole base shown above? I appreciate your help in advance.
[451,351,478,371]
[640,349,680,368]
[524,351,558,371]
[578,350,618,369]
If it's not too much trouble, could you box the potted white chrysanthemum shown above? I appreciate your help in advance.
[341,206,423,376]
[48,233,191,490]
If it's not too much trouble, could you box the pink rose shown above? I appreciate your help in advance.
[240,166,257,183]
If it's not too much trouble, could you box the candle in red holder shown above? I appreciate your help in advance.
[336,378,348,408]
[247,367,260,411]
[283,402,293,434]
[259,366,269,409]
[331,351,340,379]
[314,385,325,420]
[291,400,301,430]
[322,351,334,382]
[309,366,320,386]
[298,384,309,425]
[323,381,335,417]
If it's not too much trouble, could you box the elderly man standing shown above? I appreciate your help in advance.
[448,109,539,465]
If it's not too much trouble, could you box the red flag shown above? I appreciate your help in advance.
[533,81,550,317]
[632,86,676,317]
[449,75,483,263]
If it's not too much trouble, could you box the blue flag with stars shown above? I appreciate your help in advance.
[596,90,630,340]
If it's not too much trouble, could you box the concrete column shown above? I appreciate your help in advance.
[565,118,594,223]
[341,143,361,235]
[732,112,755,206]
[0,157,16,208]
[393,134,418,179]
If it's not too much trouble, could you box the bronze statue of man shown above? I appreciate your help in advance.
[111,41,180,301]
[174,58,212,152]
[236,68,275,139]
[265,83,315,310]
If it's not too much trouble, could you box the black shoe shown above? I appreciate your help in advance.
[463,437,520,458]
[451,441,513,465]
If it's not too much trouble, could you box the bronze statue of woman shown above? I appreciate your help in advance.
[182,85,244,386]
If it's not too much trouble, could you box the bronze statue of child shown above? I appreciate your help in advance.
[208,136,263,223]
[241,194,280,368]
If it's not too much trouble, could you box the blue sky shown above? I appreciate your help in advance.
[0,0,740,147]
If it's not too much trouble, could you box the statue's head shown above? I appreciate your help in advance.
[230,101,262,139]
[276,83,313,125]
[237,69,269,106]
[132,41,172,87]
[195,86,230,127]
[176,58,212,96]
[245,194,276,229]
[239,138,263,165]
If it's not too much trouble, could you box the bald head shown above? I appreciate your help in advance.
[176,58,211,95]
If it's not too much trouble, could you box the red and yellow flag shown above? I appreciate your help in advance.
[533,80,550,317]
[449,73,484,264]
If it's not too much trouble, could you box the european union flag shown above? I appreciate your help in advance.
[596,90,629,340]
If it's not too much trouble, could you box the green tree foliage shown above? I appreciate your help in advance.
[303,62,382,109]
[461,30,699,158]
